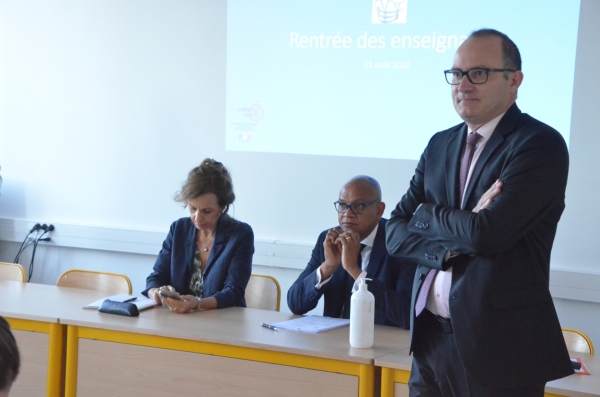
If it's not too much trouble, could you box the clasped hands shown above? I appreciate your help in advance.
[148,285,199,314]
[320,228,363,281]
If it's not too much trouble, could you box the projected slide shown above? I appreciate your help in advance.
[226,0,580,160]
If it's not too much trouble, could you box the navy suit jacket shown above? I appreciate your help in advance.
[287,219,416,328]
[144,215,254,308]
[386,104,573,388]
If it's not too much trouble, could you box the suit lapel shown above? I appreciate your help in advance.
[445,125,468,208]
[204,215,228,276]
[186,224,197,274]
[462,104,521,206]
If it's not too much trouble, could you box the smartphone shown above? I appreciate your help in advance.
[159,290,181,299]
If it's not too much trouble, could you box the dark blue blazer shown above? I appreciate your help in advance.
[144,215,254,308]
[287,219,416,328]
[386,104,573,388]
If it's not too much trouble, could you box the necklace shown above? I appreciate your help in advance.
[199,234,214,252]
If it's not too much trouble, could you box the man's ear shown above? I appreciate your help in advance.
[510,70,524,93]
[376,202,386,218]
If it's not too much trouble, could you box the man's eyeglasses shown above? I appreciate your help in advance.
[334,201,378,215]
[444,68,516,85]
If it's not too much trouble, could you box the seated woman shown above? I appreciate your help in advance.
[143,159,254,313]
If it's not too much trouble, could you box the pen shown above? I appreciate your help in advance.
[261,323,279,331]
[123,297,137,303]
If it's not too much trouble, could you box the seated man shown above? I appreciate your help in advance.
[287,176,416,328]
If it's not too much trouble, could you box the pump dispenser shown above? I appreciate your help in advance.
[349,277,374,348]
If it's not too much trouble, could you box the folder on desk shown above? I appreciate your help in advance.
[571,358,591,375]
[84,295,156,311]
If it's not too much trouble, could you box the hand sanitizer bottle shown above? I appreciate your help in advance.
[349,277,374,348]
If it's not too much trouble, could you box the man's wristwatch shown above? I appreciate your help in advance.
[195,296,202,310]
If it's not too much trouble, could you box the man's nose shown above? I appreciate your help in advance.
[343,207,356,217]
[458,75,474,91]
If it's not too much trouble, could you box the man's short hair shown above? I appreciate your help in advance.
[0,316,20,392]
[469,28,522,72]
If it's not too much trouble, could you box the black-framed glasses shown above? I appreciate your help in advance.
[444,68,516,85]
[334,201,378,215]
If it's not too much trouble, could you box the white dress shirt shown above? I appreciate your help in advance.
[426,112,505,318]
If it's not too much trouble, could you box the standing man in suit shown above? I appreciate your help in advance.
[288,176,416,328]
[386,29,573,396]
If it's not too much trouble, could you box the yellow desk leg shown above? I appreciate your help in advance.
[359,363,375,397]
[381,367,395,397]
[64,326,79,397]
[46,323,64,397]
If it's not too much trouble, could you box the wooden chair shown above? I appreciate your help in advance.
[245,274,281,311]
[0,262,27,282]
[56,269,132,295]
[562,328,595,355]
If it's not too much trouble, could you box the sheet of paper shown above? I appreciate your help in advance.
[84,295,156,311]
[270,315,350,333]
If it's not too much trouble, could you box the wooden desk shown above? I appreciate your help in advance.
[0,281,106,397]
[374,348,411,397]
[375,349,600,397]
[546,352,600,397]
[60,306,411,397]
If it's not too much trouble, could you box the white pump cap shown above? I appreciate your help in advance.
[358,277,372,291]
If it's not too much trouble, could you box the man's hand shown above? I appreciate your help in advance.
[473,179,503,213]
[319,228,343,280]
[337,231,363,280]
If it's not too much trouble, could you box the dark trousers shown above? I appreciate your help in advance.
[409,310,545,397]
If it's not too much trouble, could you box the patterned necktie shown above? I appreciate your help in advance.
[459,132,482,201]
[415,132,482,317]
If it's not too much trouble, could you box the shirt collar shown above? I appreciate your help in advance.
[467,111,506,142]
[360,222,379,249]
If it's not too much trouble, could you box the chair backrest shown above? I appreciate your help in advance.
[0,262,27,282]
[245,274,281,311]
[562,328,595,355]
[56,269,132,295]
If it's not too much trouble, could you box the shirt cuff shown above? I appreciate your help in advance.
[315,267,333,289]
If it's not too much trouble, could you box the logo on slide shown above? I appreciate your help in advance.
[372,0,408,24]
[249,102,264,121]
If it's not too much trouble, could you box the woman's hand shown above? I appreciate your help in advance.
[162,294,199,314]
[148,285,175,305]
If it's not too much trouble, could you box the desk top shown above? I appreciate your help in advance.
[546,352,600,397]
[375,349,600,397]
[0,280,107,323]
[0,280,411,365]
[61,302,410,364]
